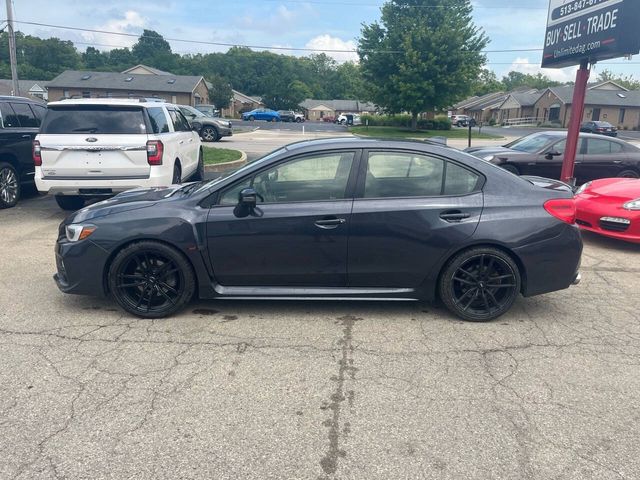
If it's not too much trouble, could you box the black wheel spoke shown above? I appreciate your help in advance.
[453,276,475,286]
[157,287,176,305]
[489,274,514,281]
[485,257,494,277]
[158,281,178,295]
[135,286,150,309]
[119,281,146,288]
[159,268,179,279]
[486,289,500,308]
[486,283,516,288]
[459,267,478,280]
[480,290,491,313]
[462,289,479,311]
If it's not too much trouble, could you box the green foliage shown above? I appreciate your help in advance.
[0,32,79,79]
[207,74,233,109]
[501,71,564,91]
[596,69,640,90]
[360,114,451,130]
[471,69,502,96]
[358,0,488,128]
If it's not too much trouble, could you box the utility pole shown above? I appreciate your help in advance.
[6,0,20,96]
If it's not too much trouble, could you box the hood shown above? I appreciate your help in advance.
[582,178,640,200]
[69,184,190,223]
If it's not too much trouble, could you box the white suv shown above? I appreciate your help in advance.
[34,98,203,210]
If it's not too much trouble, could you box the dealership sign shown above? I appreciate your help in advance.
[542,0,640,68]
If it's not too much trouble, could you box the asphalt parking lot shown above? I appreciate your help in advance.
[1,186,640,480]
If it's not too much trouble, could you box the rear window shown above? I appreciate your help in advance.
[41,105,147,134]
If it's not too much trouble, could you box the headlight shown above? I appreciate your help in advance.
[216,120,231,128]
[482,155,495,162]
[623,198,640,210]
[574,181,592,195]
[65,224,97,242]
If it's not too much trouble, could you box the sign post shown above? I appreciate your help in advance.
[542,0,640,184]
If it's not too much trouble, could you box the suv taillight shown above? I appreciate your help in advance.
[147,140,163,165]
[544,198,576,224]
[33,140,42,166]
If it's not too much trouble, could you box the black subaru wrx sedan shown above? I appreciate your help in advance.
[54,138,582,322]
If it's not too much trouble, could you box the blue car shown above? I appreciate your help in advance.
[242,108,280,122]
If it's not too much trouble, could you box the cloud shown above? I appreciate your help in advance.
[81,10,146,50]
[305,35,358,63]
[504,57,578,83]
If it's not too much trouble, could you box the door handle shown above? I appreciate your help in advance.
[188,138,193,142]
[314,217,346,229]
[179,140,184,144]
[21,134,31,138]
[440,211,471,222]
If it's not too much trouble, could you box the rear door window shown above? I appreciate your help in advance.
[30,104,47,123]
[0,103,19,127]
[168,109,190,132]
[586,138,614,155]
[40,106,147,134]
[147,107,170,134]
[10,102,40,127]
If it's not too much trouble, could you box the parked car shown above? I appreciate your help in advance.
[0,96,47,208]
[580,121,617,137]
[451,115,476,127]
[242,109,280,122]
[322,116,335,123]
[53,137,582,322]
[278,110,296,122]
[294,112,305,123]
[178,105,232,142]
[465,131,640,184]
[194,104,220,118]
[335,113,362,125]
[574,178,640,243]
[34,98,203,211]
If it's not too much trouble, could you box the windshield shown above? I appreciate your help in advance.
[594,121,613,127]
[505,134,557,153]
[194,147,288,194]
[41,106,147,134]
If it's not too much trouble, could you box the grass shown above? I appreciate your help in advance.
[350,126,502,140]
[203,147,243,165]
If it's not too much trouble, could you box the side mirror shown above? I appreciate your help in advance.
[545,150,561,160]
[238,188,258,208]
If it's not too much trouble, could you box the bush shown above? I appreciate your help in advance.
[360,114,450,130]
[489,118,497,126]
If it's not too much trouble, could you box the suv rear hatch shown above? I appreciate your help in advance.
[38,104,150,179]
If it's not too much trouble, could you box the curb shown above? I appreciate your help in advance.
[204,149,248,173]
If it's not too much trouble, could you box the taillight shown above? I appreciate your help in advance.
[147,140,163,165]
[33,140,42,166]
[544,198,576,224]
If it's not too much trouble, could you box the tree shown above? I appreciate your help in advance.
[358,0,488,129]
[501,71,563,91]
[596,69,640,90]
[207,74,233,109]
[470,69,502,96]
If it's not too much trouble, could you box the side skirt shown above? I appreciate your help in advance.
[211,284,420,300]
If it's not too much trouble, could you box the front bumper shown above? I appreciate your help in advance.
[218,126,233,137]
[575,198,640,243]
[54,232,109,296]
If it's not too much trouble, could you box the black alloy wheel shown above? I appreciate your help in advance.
[172,164,182,184]
[108,241,196,318]
[0,162,20,208]
[439,247,521,322]
[618,169,639,179]
[201,125,219,142]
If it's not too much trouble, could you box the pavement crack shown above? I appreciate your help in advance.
[318,314,360,478]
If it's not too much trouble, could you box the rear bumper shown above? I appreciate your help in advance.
[35,167,174,195]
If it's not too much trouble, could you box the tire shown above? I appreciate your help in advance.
[248,115,255,121]
[108,241,196,318]
[295,117,302,123]
[172,164,182,184]
[201,126,219,142]
[55,195,85,211]
[0,162,20,209]
[192,151,204,181]
[438,247,521,322]
[617,169,639,179]
[501,164,520,175]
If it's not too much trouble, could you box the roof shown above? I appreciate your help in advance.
[232,89,264,105]
[47,98,171,108]
[300,99,377,111]
[0,79,48,97]
[545,85,640,107]
[46,70,206,93]
[454,91,506,110]
[121,64,174,76]
[469,93,510,111]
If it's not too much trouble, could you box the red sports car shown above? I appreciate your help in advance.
[574,178,640,243]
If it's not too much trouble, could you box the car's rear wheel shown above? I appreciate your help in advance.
[501,164,520,175]
[248,115,255,121]
[201,126,219,142]
[192,151,204,181]
[172,164,182,184]
[55,195,85,211]
[617,169,639,179]
[439,247,521,322]
[108,241,196,318]
[0,162,20,209]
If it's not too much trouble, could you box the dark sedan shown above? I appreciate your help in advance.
[54,138,582,322]
[466,131,640,184]
[580,121,617,137]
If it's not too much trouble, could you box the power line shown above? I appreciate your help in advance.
[232,0,547,9]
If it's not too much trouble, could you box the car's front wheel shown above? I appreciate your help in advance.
[248,115,255,121]
[201,126,219,142]
[108,241,196,318]
[439,247,521,322]
[55,195,85,211]
[0,162,20,209]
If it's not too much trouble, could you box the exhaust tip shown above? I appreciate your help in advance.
[572,272,582,286]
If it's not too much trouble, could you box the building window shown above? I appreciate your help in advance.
[619,108,626,124]
[82,91,91,98]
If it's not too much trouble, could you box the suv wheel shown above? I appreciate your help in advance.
[108,241,196,318]
[192,151,204,181]
[172,164,182,184]
[55,195,85,211]
[0,162,20,209]
[201,126,219,142]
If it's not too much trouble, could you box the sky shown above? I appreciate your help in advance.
[8,0,640,82]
